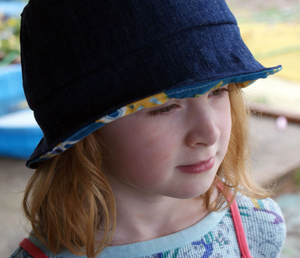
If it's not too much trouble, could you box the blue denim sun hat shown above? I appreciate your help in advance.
[20,0,281,168]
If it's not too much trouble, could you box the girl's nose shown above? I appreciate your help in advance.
[184,100,221,148]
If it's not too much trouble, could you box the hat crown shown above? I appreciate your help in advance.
[21,0,236,109]
[21,0,278,168]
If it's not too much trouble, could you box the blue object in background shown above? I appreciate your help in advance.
[0,64,26,116]
[0,110,43,159]
[0,64,43,159]
[0,0,26,17]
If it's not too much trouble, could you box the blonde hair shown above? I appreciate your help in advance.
[23,134,116,257]
[23,83,270,258]
[203,83,271,210]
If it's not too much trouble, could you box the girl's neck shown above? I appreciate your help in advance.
[102,188,218,246]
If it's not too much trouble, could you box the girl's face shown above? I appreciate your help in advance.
[98,86,231,200]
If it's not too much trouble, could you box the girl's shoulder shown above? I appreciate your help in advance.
[10,247,34,258]
[10,238,69,258]
[10,245,73,258]
[235,193,285,225]
[235,194,286,256]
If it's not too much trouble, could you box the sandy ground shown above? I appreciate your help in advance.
[0,158,32,257]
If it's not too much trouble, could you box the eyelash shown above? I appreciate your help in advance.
[209,87,230,98]
[149,87,230,116]
[149,103,180,116]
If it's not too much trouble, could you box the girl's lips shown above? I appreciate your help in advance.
[177,157,215,174]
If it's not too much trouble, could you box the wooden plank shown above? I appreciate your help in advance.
[249,103,300,124]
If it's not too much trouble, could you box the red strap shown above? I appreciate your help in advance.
[216,180,252,258]
[19,238,49,258]
[230,199,252,258]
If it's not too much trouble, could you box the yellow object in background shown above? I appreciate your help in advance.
[240,23,300,82]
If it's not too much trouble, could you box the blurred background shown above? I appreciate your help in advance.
[0,0,300,257]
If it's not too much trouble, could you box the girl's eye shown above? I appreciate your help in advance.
[210,87,230,97]
[150,104,180,116]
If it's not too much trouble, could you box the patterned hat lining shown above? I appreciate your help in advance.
[27,67,281,167]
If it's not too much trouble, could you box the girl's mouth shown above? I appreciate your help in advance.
[177,157,215,174]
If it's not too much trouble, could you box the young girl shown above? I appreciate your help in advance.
[11,0,286,257]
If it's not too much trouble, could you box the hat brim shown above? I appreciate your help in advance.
[27,24,281,168]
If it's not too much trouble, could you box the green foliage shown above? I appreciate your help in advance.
[0,14,21,66]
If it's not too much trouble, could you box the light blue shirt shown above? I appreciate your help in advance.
[11,195,286,258]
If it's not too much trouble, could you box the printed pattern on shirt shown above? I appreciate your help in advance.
[144,197,285,258]
[10,196,286,258]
